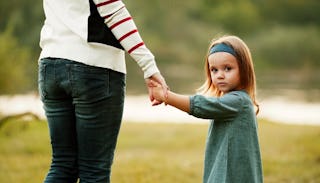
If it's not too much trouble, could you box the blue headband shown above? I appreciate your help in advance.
[209,43,236,57]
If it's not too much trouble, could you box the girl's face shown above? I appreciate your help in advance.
[208,52,241,93]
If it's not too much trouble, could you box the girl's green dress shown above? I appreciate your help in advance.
[189,90,263,183]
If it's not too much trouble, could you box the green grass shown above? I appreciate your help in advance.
[0,119,319,183]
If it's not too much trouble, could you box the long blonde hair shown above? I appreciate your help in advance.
[198,35,260,114]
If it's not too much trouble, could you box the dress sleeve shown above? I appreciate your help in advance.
[92,0,159,78]
[189,92,244,120]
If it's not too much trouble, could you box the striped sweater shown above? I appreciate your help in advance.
[39,0,159,78]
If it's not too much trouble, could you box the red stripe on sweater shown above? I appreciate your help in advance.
[96,0,119,7]
[128,42,144,54]
[118,29,138,42]
[109,17,132,30]
[103,14,112,19]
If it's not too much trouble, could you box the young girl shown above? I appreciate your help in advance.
[150,35,263,183]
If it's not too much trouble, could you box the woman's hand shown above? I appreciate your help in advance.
[145,73,168,106]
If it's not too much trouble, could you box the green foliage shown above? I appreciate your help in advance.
[249,25,320,89]
[0,0,320,94]
[259,0,320,26]
[252,26,319,68]
[0,29,36,94]
[125,0,320,92]
[0,0,43,48]
[0,119,320,183]
[199,0,262,34]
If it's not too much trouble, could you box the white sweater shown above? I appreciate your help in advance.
[39,0,159,78]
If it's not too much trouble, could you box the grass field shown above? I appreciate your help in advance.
[0,118,319,183]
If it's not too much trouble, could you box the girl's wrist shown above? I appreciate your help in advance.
[164,91,169,105]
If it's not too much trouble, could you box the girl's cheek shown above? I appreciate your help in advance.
[210,74,214,81]
[211,75,215,82]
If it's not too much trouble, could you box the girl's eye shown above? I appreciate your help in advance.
[211,68,218,73]
[225,67,232,71]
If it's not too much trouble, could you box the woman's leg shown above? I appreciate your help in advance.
[39,58,78,183]
[69,63,125,183]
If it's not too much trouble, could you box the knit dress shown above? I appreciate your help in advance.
[189,90,263,183]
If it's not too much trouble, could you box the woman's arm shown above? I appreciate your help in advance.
[92,0,159,78]
[93,1,168,104]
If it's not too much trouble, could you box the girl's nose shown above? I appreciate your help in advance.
[216,71,224,79]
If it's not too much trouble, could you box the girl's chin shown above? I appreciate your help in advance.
[217,88,231,93]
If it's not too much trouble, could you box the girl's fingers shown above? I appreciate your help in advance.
[149,79,160,87]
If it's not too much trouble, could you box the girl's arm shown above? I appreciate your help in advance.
[164,91,190,113]
[151,81,190,113]
[152,81,243,120]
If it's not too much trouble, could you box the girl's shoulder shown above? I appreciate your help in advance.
[224,90,252,105]
[222,90,250,99]
[227,90,250,98]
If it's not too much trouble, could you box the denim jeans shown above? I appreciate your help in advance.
[38,58,125,183]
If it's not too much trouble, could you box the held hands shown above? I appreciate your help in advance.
[149,80,167,104]
[145,73,168,106]
[146,74,190,113]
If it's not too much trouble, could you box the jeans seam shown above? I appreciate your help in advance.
[39,62,47,99]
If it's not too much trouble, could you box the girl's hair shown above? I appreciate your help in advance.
[198,35,260,114]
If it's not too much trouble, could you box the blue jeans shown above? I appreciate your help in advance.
[38,58,125,183]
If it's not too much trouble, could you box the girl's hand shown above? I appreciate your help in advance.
[149,80,190,113]
[149,80,166,105]
[145,73,168,106]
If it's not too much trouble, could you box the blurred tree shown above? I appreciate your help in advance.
[199,0,262,35]
[248,25,320,89]
[0,0,319,93]
[0,28,34,94]
[259,0,320,26]
[0,0,43,50]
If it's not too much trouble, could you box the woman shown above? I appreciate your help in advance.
[38,0,167,182]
